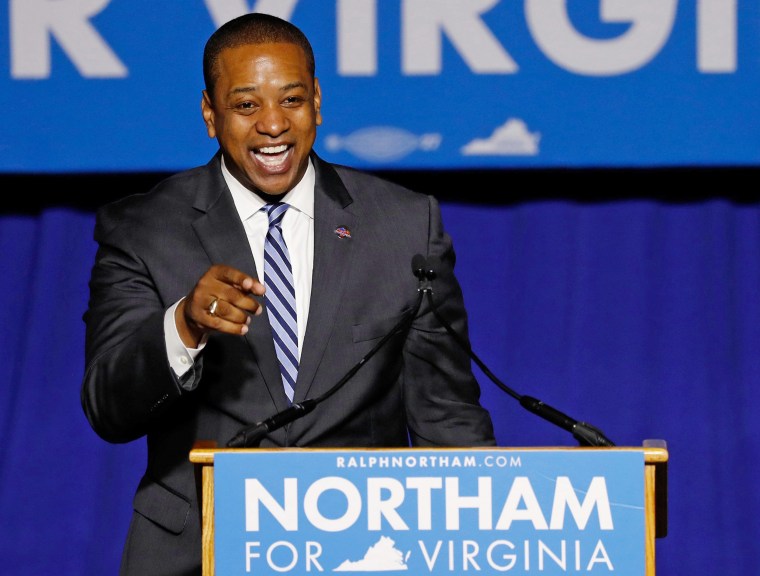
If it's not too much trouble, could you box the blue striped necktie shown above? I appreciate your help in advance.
[263,202,298,402]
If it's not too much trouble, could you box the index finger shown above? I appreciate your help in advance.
[210,264,261,294]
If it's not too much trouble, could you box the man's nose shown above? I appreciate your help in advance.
[255,103,289,136]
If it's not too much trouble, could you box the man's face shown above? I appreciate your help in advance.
[202,42,322,197]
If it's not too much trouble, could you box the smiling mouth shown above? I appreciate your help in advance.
[254,144,292,168]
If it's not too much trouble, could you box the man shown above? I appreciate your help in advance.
[81,12,495,575]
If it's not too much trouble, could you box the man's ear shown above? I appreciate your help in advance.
[201,90,216,138]
[313,78,323,127]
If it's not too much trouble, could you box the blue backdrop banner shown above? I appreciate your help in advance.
[2,0,759,173]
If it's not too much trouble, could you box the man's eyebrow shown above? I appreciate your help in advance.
[228,86,257,97]
[226,82,308,97]
[280,81,308,92]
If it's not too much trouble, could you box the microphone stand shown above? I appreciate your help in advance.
[227,289,426,448]
[420,257,615,448]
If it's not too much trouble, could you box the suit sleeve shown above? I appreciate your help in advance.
[80,205,190,444]
[403,195,497,447]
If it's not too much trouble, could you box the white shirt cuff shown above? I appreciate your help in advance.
[165,298,207,377]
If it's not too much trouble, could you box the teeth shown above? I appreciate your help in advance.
[254,145,291,168]
[258,145,288,154]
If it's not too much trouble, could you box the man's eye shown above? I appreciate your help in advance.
[234,101,257,114]
[283,96,304,106]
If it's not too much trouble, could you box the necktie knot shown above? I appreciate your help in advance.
[265,202,289,229]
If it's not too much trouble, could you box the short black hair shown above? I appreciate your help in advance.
[203,12,315,97]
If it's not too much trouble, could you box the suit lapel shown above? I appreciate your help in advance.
[295,157,355,401]
[190,156,287,411]
[191,169,256,277]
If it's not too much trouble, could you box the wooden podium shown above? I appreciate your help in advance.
[190,441,668,575]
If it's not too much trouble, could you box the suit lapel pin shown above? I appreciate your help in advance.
[334,226,352,239]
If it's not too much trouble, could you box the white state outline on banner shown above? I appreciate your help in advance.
[461,118,541,156]
[334,535,410,571]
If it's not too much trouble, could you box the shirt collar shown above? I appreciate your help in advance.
[222,155,315,221]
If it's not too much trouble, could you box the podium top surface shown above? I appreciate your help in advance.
[189,443,669,465]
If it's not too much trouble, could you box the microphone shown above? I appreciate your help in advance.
[416,254,615,448]
[227,259,428,448]
[226,400,318,448]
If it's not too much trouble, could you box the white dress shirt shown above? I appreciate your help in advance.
[165,157,315,378]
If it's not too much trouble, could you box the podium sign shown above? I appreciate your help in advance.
[213,448,645,575]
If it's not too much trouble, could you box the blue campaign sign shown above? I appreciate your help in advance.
[214,448,645,575]
[2,0,758,173]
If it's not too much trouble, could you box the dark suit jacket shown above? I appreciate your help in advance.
[81,152,495,575]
